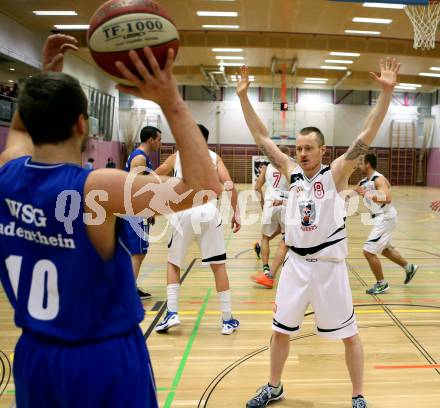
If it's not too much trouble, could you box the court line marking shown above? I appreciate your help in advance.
[348,263,440,376]
[164,288,211,408]
[375,364,440,370]
[143,258,197,340]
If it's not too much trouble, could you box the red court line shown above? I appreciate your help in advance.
[375,364,440,370]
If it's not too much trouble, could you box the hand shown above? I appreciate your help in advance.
[42,34,79,73]
[236,65,251,98]
[272,200,284,207]
[370,57,400,92]
[354,186,366,197]
[231,213,241,233]
[115,48,180,107]
[431,200,440,212]
[147,215,155,226]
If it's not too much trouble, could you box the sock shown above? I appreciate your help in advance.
[404,263,412,273]
[378,279,386,285]
[352,395,364,399]
[218,290,232,321]
[268,382,281,390]
[166,283,180,313]
[263,264,272,277]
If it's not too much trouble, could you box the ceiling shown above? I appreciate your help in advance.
[1,0,440,91]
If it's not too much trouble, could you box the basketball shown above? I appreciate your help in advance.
[87,0,179,85]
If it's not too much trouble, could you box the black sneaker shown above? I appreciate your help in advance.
[404,264,419,284]
[366,282,389,295]
[352,395,367,408]
[254,242,261,259]
[137,287,152,299]
[246,383,284,408]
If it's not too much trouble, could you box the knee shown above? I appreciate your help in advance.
[342,334,360,347]
[363,249,373,258]
[271,331,290,343]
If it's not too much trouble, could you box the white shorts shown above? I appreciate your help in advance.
[363,215,397,255]
[262,201,285,237]
[273,252,358,340]
[168,204,226,268]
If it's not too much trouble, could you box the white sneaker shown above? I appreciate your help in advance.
[222,318,240,335]
[155,311,180,333]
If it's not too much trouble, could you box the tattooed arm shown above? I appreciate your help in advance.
[236,66,296,179]
[331,57,399,191]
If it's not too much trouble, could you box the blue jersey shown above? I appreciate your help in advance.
[125,148,152,174]
[0,156,144,342]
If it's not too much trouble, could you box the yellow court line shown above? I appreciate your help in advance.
[146,309,440,316]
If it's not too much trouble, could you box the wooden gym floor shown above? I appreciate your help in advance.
[1,185,440,407]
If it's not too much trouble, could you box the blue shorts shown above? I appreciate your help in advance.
[120,217,149,255]
[13,327,158,408]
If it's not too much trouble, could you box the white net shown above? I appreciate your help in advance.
[405,1,440,50]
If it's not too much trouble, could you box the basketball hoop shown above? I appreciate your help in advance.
[405,0,440,50]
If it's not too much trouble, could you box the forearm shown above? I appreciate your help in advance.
[254,187,264,207]
[230,185,239,214]
[161,98,221,194]
[360,89,393,146]
[4,111,33,156]
[238,94,270,145]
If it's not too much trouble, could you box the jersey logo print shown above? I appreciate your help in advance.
[299,200,317,231]
[313,182,325,199]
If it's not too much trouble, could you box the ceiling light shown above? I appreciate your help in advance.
[320,65,348,70]
[9,68,15,71]
[215,56,244,60]
[197,11,238,17]
[33,10,77,16]
[399,83,422,88]
[395,86,417,90]
[305,77,328,81]
[353,17,392,24]
[54,24,89,30]
[8,80,14,83]
[330,52,361,57]
[430,67,440,71]
[362,2,405,9]
[212,71,224,74]
[304,80,327,84]
[419,72,440,77]
[212,48,243,52]
[345,30,381,35]
[325,59,353,64]
[203,24,239,29]
[218,62,243,66]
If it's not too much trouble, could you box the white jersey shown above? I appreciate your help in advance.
[174,149,217,179]
[173,149,218,210]
[285,165,347,261]
[264,164,290,202]
[359,171,397,219]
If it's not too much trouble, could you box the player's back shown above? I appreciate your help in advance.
[0,156,143,342]
[359,171,396,218]
[125,148,152,173]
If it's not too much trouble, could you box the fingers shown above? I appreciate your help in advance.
[379,58,385,73]
[115,60,143,87]
[164,48,175,73]
[115,83,142,98]
[240,65,249,78]
[128,50,152,81]
[60,43,79,53]
[369,72,379,82]
[142,47,161,78]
